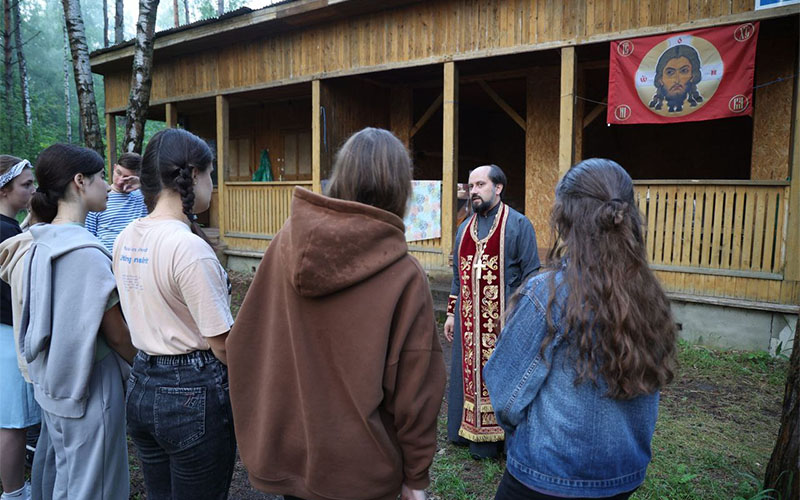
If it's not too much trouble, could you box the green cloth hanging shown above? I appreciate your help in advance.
[252,149,274,182]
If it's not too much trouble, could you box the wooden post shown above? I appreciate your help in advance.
[166,102,178,128]
[559,46,576,177]
[525,70,560,252]
[785,56,800,281]
[442,61,459,260]
[390,85,413,148]
[105,113,117,177]
[312,79,322,194]
[215,95,229,243]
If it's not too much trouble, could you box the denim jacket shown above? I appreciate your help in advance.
[484,271,659,498]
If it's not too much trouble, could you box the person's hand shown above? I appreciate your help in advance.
[401,484,426,500]
[122,175,140,193]
[444,314,455,342]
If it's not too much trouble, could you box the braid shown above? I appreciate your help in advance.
[174,164,195,220]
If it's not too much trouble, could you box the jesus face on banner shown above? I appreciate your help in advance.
[650,45,704,112]
[634,35,724,119]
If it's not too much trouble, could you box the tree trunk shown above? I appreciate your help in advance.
[3,0,13,152]
[182,0,189,24]
[122,0,160,154]
[61,0,103,155]
[63,18,71,143]
[114,0,123,44]
[218,0,223,17]
[103,0,108,47]
[764,339,799,499]
[13,0,32,131]
[173,0,178,27]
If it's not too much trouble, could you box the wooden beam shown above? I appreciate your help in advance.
[215,95,229,243]
[442,62,459,261]
[165,102,178,128]
[583,101,606,128]
[477,80,526,131]
[312,79,322,194]
[559,46,576,176]
[390,85,413,148]
[785,50,800,281]
[410,93,443,139]
[105,113,117,177]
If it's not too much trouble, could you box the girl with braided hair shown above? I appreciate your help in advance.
[484,159,677,499]
[113,128,235,499]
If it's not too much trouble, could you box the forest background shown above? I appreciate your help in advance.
[0,0,280,162]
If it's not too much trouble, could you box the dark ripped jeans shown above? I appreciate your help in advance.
[126,350,236,500]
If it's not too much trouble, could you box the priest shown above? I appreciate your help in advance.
[444,164,540,459]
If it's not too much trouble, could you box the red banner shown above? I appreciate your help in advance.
[607,22,759,125]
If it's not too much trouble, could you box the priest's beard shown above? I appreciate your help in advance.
[472,196,495,215]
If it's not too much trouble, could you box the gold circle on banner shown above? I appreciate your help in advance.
[635,35,724,118]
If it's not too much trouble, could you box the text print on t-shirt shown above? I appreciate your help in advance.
[118,245,149,292]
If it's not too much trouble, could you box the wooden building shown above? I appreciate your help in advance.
[90,0,799,350]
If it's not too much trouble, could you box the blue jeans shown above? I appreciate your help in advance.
[126,350,236,500]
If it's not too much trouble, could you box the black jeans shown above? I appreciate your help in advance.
[126,350,236,500]
[495,469,637,500]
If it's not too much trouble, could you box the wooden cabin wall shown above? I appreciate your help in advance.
[319,78,390,178]
[751,18,799,181]
[525,69,560,250]
[101,0,772,112]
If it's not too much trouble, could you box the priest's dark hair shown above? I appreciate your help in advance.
[31,144,104,223]
[543,158,677,400]
[471,164,507,196]
[326,127,412,219]
[140,128,214,246]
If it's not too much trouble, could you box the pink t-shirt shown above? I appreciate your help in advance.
[113,218,233,356]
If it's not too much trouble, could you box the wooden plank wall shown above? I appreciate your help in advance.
[655,271,799,306]
[101,0,772,111]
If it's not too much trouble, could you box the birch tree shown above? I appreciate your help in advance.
[13,0,31,130]
[61,0,103,155]
[62,19,71,142]
[2,0,13,151]
[122,0,160,154]
[218,0,223,16]
[114,0,123,43]
[183,0,188,24]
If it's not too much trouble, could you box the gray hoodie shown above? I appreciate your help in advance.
[20,223,116,418]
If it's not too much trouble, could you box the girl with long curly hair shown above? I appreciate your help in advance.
[484,158,677,499]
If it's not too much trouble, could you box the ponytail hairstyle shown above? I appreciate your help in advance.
[140,128,214,246]
[31,144,105,223]
[543,158,677,400]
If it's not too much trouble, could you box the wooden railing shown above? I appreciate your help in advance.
[633,180,790,278]
[223,181,311,238]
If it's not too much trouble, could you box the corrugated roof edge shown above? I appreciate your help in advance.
[89,0,298,58]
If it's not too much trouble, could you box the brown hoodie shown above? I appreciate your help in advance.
[227,187,445,500]
[0,230,33,382]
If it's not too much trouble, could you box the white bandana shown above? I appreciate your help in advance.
[0,159,32,188]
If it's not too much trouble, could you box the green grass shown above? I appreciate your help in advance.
[429,341,789,500]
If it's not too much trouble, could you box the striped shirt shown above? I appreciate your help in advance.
[86,189,149,253]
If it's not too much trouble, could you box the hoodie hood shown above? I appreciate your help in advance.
[278,187,408,297]
[0,230,32,284]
